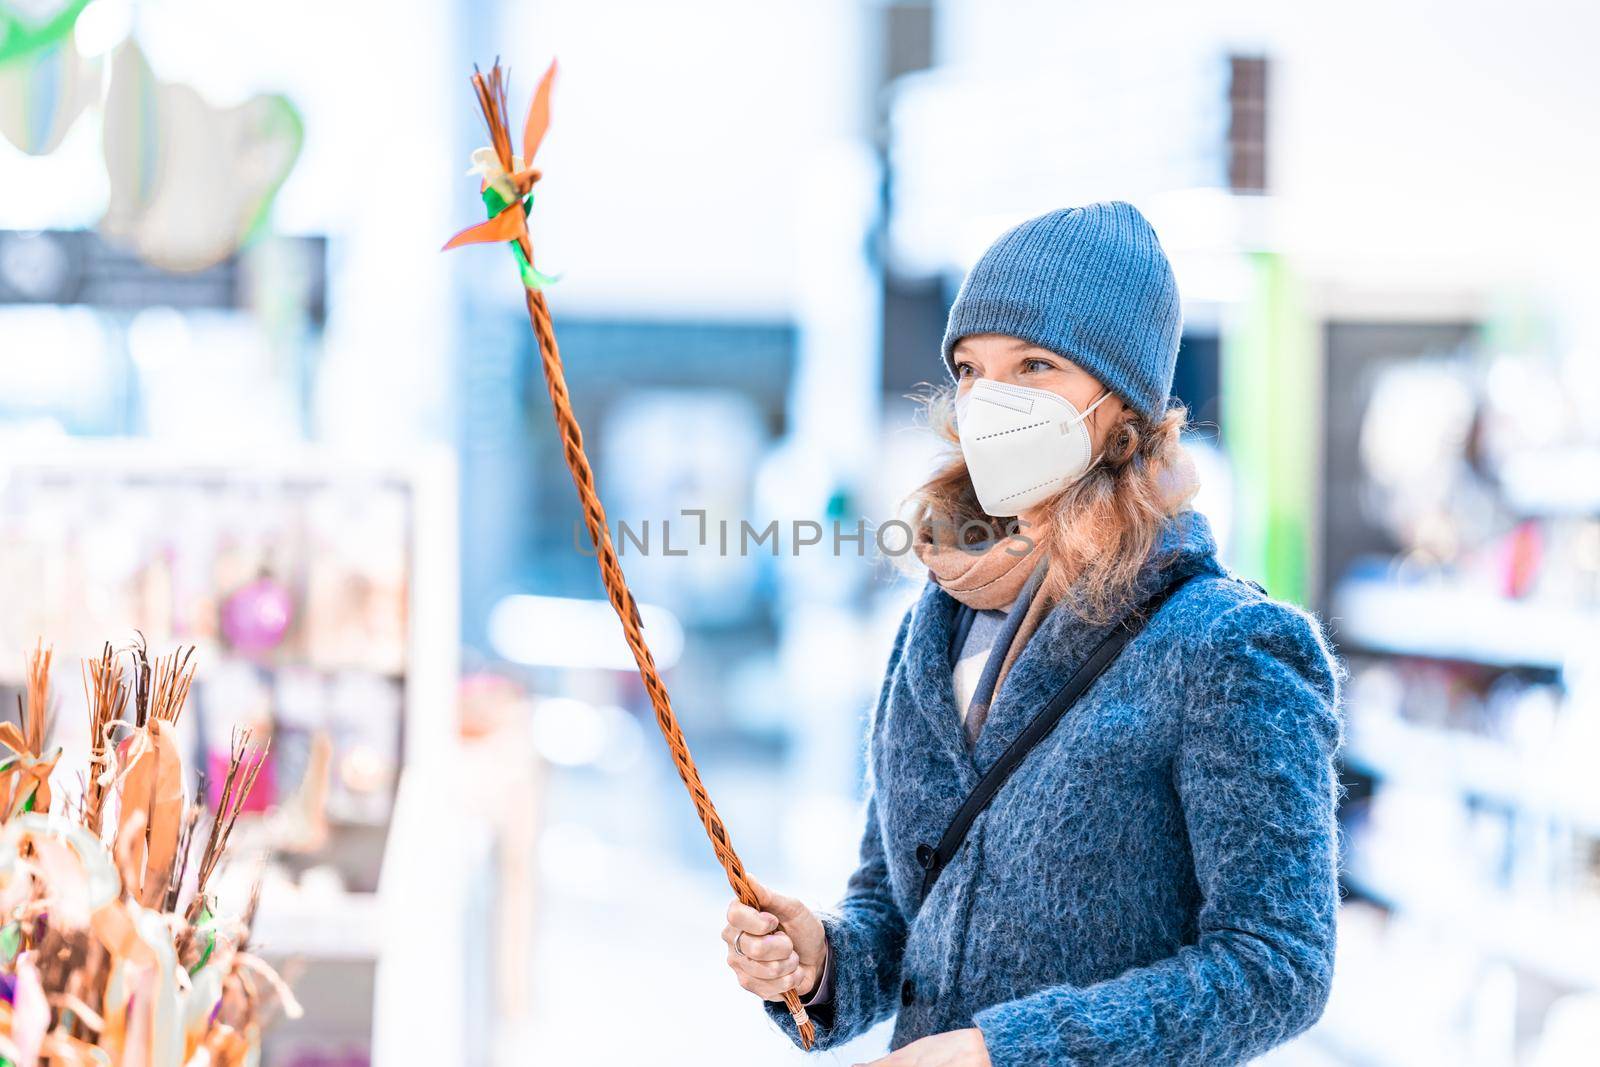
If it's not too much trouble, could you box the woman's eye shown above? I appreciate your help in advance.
[1022,358,1056,373]
[954,362,975,378]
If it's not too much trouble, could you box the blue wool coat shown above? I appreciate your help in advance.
[764,510,1344,1065]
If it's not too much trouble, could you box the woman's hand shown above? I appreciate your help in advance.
[722,877,828,1002]
[854,1029,992,1066]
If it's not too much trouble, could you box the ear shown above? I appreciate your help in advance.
[1088,389,1123,426]
[1089,396,1132,457]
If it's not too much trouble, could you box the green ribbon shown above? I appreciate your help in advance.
[0,0,90,66]
[187,928,216,975]
[240,94,305,246]
[482,184,558,291]
[187,901,220,975]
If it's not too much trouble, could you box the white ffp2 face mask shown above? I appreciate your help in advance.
[956,378,1112,516]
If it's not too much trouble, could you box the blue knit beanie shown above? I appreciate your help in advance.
[941,201,1182,423]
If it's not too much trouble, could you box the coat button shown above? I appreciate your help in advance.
[901,978,916,1006]
[915,843,935,869]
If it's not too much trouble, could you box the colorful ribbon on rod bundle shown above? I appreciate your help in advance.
[0,722,61,821]
[440,60,558,290]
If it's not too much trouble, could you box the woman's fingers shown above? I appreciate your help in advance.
[727,945,801,980]
[726,899,778,936]
[723,911,795,961]
[724,925,804,988]
[749,876,809,925]
[733,928,796,961]
[731,963,808,1001]
[724,923,798,963]
[853,1050,906,1066]
[723,890,816,1002]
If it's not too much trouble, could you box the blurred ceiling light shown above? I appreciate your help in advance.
[530,697,608,767]
[488,593,684,671]
[1144,187,1252,252]
[73,0,133,59]
[0,232,70,299]
[527,697,644,772]
[537,822,615,893]
[593,703,645,774]
[0,305,107,398]
[126,305,192,370]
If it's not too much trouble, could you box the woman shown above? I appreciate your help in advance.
[721,202,1344,1066]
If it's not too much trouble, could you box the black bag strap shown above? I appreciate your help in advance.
[916,571,1196,906]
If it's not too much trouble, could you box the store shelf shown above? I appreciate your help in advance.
[1332,578,1597,671]
[1343,857,1600,991]
[1345,712,1600,834]
[1497,448,1600,517]
[251,889,384,961]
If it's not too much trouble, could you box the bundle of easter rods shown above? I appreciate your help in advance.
[0,639,297,1066]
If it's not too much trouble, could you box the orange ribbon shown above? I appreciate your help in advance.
[0,722,61,820]
[442,60,558,289]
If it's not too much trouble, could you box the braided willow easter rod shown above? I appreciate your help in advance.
[445,60,816,1047]
[522,288,816,1046]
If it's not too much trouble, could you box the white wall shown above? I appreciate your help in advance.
[497,0,874,320]
[919,0,1600,310]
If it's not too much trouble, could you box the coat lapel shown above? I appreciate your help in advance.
[969,510,1224,775]
[970,599,1115,774]
[900,579,981,793]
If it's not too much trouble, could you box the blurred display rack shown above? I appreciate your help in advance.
[0,229,327,322]
[1343,709,1600,836]
[1496,447,1600,518]
[0,439,471,1065]
[1311,311,1600,1063]
[252,885,385,961]
[1341,856,1600,992]
[1331,576,1600,995]
[0,438,458,765]
[1332,576,1596,672]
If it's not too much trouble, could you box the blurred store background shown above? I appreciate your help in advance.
[2,0,1598,1064]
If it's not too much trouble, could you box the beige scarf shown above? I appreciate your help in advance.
[913,532,1054,735]
[912,445,1202,684]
